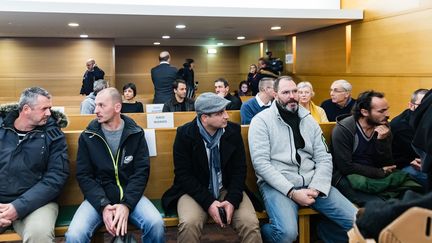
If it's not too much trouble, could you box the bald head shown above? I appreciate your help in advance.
[86,58,96,70]
[159,51,170,62]
[97,87,122,105]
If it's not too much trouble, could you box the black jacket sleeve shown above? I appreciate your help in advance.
[12,129,70,218]
[221,126,246,209]
[76,134,111,213]
[121,132,150,210]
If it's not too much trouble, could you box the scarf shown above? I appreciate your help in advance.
[308,101,323,122]
[196,118,224,199]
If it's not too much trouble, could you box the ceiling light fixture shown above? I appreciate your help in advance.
[153,42,161,45]
[271,26,281,30]
[207,48,217,54]
[68,23,79,27]
[80,34,88,38]
[237,36,245,40]
[176,24,186,29]
[162,35,170,39]
[217,42,224,46]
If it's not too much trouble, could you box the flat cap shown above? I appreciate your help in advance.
[195,92,231,114]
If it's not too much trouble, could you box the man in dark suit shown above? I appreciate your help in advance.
[151,51,178,104]
[162,92,261,243]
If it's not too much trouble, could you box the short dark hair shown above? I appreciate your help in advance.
[185,58,194,64]
[172,79,186,90]
[352,90,385,120]
[273,76,293,92]
[410,88,429,104]
[214,78,229,87]
[122,82,137,97]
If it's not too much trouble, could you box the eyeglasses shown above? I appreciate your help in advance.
[330,88,347,93]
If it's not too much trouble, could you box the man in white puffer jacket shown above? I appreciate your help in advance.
[249,76,357,243]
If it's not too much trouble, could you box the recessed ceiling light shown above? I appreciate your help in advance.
[271,26,282,30]
[80,34,88,38]
[217,42,224,46]
[162,35,170,39]
[153,42,161,45]
[207,48,217,54]
[176,24,186,29]
[68,23,79,27]
[237,36,245,40]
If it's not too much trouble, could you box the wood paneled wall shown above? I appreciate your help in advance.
[115,46,242,95]
[0,38,115,97]
[288,0,432,117]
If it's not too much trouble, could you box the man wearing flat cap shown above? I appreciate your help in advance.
[162,92,262,243]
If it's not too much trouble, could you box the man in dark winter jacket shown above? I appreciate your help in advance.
[80,58,105,96]
[66,88,164,243]
[162,92,261,243]
[0,87,69,241]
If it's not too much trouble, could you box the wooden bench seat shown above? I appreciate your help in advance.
[0,123,335,243]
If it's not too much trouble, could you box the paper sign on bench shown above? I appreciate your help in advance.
[147,112,174,128]
[51,106,65,113]
[146,104,164,113]
[143,128,157,157]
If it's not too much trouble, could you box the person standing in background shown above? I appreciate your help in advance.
[151,51,178,104]
[80,58,105,96]
[247,64,261,96]
[178,58,196,99]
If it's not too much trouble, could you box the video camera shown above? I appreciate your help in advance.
[265,51,283,74]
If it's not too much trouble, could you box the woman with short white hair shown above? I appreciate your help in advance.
[297,81,329,122]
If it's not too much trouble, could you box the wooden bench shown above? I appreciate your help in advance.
[63,111,241,131]
[0,123,336,243]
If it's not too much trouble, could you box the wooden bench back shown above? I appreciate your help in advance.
[58,122,336,206]
[63,111,241,131]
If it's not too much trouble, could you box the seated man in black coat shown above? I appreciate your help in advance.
[214,78,242,110]
[163,79,195,112]
[162,92,261,243]
[390,88,428,187]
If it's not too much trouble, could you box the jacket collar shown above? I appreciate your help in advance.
[186,117,236,169]
[336,114,356,136]
[0,103,68,129]
[85,114,142,138]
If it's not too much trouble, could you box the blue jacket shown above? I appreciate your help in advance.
[76,115,150,213]
[0,104,69,218]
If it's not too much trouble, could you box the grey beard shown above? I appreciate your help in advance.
[277,100,298,113]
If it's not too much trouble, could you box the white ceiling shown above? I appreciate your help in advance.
[0,1,363,46]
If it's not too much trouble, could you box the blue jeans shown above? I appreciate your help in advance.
[402,166,428,188]
[65,197,165,243]
[259,182,357,243]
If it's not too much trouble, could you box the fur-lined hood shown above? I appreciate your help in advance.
[0,103,68,128]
